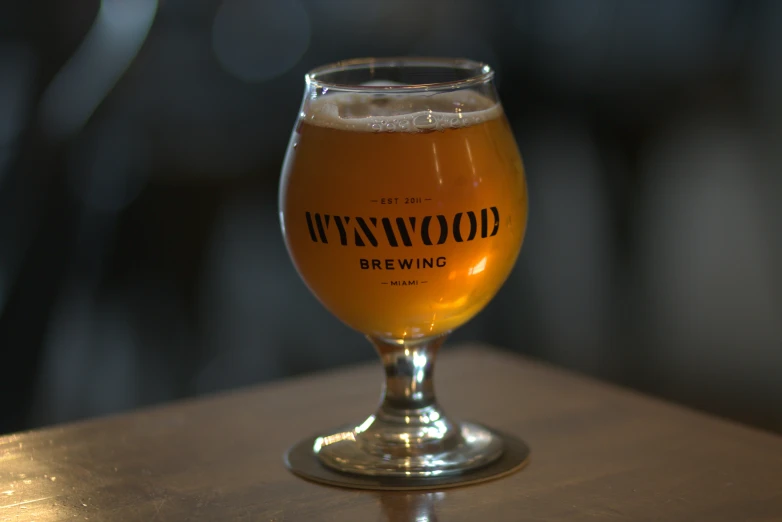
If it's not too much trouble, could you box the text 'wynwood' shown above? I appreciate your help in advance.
[305,207,500,247]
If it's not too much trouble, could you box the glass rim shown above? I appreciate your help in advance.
[305,57,494,93]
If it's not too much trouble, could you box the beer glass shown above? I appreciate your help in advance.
[279,58,528,480]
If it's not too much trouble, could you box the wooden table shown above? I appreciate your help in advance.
[2,345,782,521]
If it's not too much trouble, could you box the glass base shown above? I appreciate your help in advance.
[285,426,529,490]
[286,334,526,482]
[314,420,503,477]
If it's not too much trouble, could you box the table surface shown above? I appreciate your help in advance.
[2,345,782,522]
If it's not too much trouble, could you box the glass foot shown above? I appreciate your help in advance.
[314,420,503,477]
[285,426,529,490]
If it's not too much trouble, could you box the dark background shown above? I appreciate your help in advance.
[1,0,781,436]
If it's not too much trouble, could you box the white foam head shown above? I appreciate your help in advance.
[302,88,502,133]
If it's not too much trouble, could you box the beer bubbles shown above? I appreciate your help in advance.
[304,91,500,134]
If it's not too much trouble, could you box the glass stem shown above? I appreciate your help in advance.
[373,335,445,411]
[363,334,458,456]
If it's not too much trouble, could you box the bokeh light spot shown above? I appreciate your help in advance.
[212,0,311,83]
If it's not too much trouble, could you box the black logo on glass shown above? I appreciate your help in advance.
[305,207,500,247]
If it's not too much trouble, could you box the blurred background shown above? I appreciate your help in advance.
[1,0,781,436]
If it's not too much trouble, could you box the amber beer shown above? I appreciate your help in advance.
[280,91,528,340]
